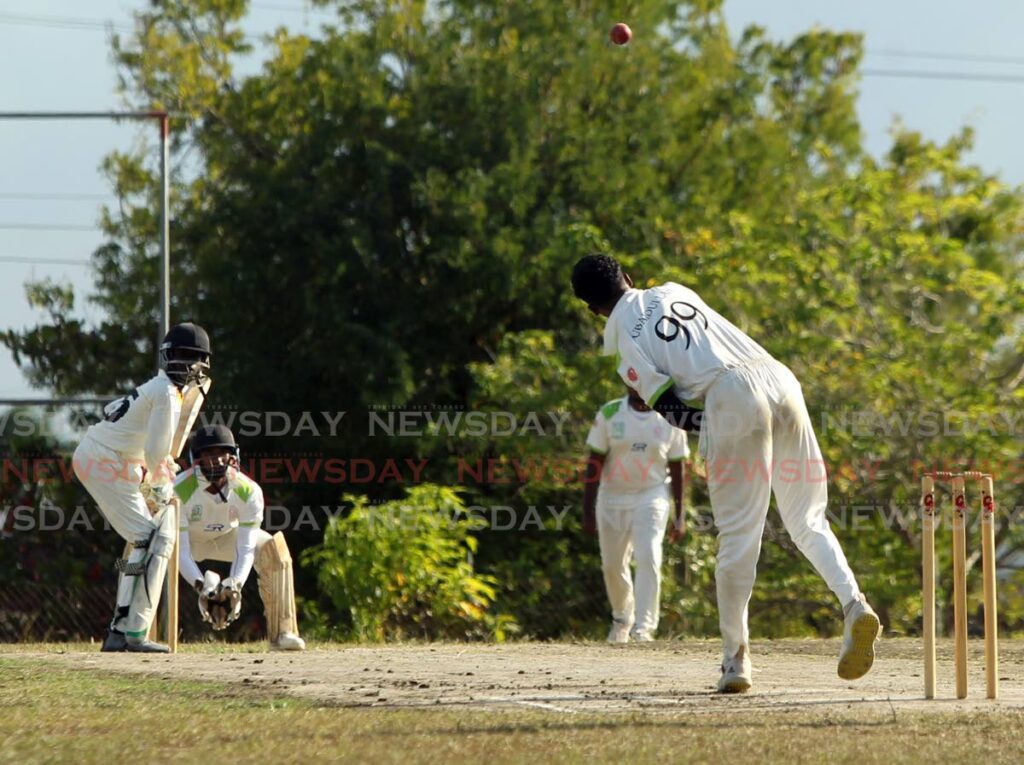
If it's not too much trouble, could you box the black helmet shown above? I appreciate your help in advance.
[160,322,211,387]
[188,424,238,482]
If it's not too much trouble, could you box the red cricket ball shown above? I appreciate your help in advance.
[610,22,632,46]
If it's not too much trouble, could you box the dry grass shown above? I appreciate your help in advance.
[2,652,1023,764]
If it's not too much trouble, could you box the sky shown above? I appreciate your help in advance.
[2,0,1023,400]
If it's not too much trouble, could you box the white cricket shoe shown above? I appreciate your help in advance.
[838,594,881,680]
[631,630,654,643]
[272,632,306,651]
[125,637,170,654]
[718,645,752,693]
[606,621,631,644]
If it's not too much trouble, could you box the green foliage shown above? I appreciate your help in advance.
[658,508,720,636]
[0,407,116,615]
[302,485,515,641]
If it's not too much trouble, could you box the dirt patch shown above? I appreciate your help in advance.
[8,638,1022,716]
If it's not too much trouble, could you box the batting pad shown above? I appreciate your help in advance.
[255,532,299,643]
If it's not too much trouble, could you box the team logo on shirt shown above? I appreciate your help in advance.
[102,388,140,423]
[627,367,638,382]
[612,422,625,438]
[190,506,203,522]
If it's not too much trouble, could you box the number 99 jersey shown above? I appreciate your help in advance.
[603,282,773,405]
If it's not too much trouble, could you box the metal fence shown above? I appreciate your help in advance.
[0,576,270,644]
[0,571,654,644]
[0,582,111,642]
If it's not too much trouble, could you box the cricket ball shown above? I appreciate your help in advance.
[610,22,632,46]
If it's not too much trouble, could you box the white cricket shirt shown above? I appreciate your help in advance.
[86,370,182,477]
[586,397,688,495]
[603,284,772,405]
[174,467,265,586]
[175,468,264,545]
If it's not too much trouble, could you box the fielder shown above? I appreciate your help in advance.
[175,425,305,650]
[72,322,212,653]
[571,254,880,692]
[583,387,689,643]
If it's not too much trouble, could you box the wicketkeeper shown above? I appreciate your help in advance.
[72,322,212,653]
[583,387,689,643]
[175,425,305,650]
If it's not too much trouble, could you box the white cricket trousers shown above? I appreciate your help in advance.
[73,435,153,541]
[597,485,670,635]
[702,359,860,660]
[72,434,176,637]
[190,528,273,565]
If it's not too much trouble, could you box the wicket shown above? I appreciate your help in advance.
[920,471,998,700]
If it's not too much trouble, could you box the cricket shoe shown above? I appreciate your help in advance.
[125,637,170,653]
[272,632,306,651]
[607,620,631,644]
[718,645,752,693]
[100,629,127,652]
[630,630,655,643]
[838,594,881,680]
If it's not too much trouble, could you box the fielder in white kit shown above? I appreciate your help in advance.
[571,255,880,692]
[176,425,305,650]
[72,322,212,653]
[584,388,689,643]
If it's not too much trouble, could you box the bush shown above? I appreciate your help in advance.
[302,484,516,641]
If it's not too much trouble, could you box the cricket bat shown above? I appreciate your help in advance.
[170,379,212,459]
[162,378,212,651]
[140,378,212,649]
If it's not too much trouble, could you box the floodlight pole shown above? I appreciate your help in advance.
[159,113,170,352]
[0,110,172,370]
[0,109,176,647]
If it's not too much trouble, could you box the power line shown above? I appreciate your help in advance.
[868,48,1024,67]
[5,11,1024,86]
[0,5,330,34]
[0,223,100,231]
[2,7,1017,71]
[0,8,1018,62]
[0,398,114,406]
[0,192,112,201]
[0,111,166,120]
[0,257,91,266]
[861,68,1024,84]
[0,11,131,32]
[251,2,330,13]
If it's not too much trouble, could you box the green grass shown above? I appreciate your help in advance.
[1,657,1023,764]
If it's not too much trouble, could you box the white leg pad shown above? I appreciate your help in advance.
[124,504,176,638]
[255,532,299,643]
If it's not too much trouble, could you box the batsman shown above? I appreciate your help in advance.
[73,322,212,653]
[175,425,305,650]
